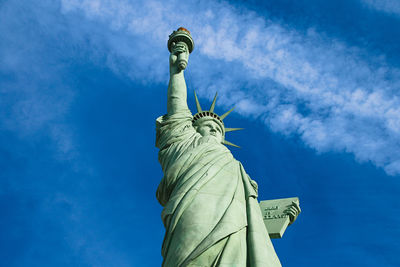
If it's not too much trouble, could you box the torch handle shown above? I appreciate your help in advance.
[176,41,189,70]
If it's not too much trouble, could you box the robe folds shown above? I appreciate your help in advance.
[156,110,281,267]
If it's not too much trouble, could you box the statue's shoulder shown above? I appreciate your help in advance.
[156,109,193,127]
[156,109,196,150]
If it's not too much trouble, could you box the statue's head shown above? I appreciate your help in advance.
[193,117,224,143]
[192,92,242,148]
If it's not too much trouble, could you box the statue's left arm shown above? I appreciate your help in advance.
[286,201,301,225]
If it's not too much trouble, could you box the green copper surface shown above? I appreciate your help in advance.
[156,28,301,267]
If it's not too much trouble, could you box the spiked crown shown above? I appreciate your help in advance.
[192,91,243,148]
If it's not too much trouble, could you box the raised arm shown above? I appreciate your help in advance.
[167,42,190,115]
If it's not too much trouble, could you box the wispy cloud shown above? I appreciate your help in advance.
[58,0,400,175]
[0,1,79,165]
[361,0,400,16]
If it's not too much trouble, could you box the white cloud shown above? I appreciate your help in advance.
[361,0,400,16]
[0,1,80,165]
[59,0,400,175]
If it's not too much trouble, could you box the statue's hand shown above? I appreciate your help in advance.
[169,42,189,74]
[284,201,301,225]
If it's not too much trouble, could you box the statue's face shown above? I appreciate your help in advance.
[195,118,224,142]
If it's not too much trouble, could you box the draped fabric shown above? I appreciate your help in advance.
[156,109,281,267]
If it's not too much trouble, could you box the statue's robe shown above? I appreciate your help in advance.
[156,110,281,267]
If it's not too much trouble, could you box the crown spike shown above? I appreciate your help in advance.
[223,140,240,148]
[209,92,218,113]
[225,128,244,132]
[220,107,235,120]
[194,90,202,113]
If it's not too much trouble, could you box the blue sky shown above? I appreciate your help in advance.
[1,0,400,266]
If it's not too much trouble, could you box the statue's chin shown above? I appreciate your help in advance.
[202,134,221,143]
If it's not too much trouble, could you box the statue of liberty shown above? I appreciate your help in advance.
[156,28,300,267]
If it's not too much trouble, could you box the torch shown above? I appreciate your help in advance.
[168,27,194,70]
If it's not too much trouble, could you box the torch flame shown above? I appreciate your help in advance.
[177,27,190,34]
